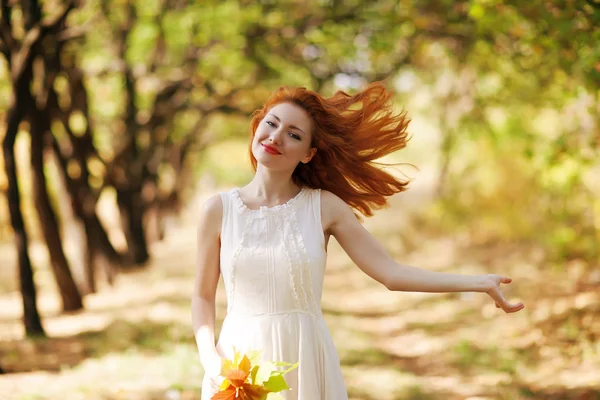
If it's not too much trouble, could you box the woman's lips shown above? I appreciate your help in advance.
[262,144,281,155]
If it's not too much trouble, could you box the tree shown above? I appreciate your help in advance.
[0,0,77,336]
[28,21,83,311]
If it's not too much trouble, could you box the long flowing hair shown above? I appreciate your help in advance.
[249,81,413,218]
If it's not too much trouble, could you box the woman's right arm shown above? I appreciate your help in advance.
[191,194,223,377]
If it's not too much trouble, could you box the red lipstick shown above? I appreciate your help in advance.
[262,144,281,155]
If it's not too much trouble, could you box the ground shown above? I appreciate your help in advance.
[0,177,598,400]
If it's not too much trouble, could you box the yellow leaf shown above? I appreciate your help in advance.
[239,354,252,374]
[219,379,231,391]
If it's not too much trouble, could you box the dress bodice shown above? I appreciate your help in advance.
[218,187,327,318]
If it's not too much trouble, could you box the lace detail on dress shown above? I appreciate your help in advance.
[226,213,252,314]
[274,214,302,311]
[273,209,319,317]
[288,208,319,316]
[283,213,306,311]
[230,187,307,215]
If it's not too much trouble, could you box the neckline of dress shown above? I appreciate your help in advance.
[231,187,307,214]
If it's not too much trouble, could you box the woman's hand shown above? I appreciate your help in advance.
[203,352,225,393]
[482,274,525,313]
[204,352,224,376]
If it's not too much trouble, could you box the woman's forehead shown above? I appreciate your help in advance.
[267,102,312,130]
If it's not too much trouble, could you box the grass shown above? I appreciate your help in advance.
[450,340,520,375]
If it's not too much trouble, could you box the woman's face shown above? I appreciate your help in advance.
[252,102,317,171]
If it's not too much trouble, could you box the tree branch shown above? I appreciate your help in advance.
[0,0,16,55]
[10,0,76,82]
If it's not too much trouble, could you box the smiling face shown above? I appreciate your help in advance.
[251,102,317,172]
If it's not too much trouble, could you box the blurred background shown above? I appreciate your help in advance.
[0,0,598,399]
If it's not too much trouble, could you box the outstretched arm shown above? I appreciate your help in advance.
[321,190,524,313]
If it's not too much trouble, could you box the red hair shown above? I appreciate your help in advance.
[249,81,413,218]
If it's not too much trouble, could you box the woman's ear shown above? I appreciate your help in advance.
[302,147,317,164]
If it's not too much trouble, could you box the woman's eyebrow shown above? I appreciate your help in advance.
[267,113,305,134]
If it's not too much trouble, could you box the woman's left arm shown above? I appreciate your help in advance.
[322,191,524,313]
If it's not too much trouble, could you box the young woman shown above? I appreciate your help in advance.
[192,82,524,400]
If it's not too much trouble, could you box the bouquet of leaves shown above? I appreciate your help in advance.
[211,347,299,400]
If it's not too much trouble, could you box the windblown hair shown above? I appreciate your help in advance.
[249,81,413,218]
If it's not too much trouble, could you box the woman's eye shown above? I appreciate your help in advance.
[266,120,300,140]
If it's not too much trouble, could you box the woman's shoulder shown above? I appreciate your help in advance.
[197,193,223,234]
[318,189,354,230]
[201,193,223,213]
[319,189,347,208]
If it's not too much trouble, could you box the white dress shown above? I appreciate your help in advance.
[201,186,348,400]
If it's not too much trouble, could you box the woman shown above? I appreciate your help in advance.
[192,82,524,400]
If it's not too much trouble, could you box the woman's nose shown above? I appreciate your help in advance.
[269,127,284,144]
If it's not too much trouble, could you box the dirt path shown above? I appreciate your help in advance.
[0,172,598,400]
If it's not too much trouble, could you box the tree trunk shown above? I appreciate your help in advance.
[145,203,165,243]
[115,63,150,266]
[51,136,127,291]
[117,189,149,265]
[3,81,45,337]
[50,136,125,292]
[30,111,83,312]
[48,84,126,269]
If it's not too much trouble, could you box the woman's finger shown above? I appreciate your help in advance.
[496,296,525,313]
[503,301,525,313]
[488,288,522,312]
[485,276,523,313]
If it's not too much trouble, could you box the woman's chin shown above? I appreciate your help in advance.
[256,158,282,169]
[255,158,296,173]
[255,150,280,164]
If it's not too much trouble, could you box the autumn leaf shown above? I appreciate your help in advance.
[211,388,237,400]
[211,349,298,400]
[224,368,250,388]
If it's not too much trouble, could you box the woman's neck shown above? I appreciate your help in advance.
[242,171,301,207]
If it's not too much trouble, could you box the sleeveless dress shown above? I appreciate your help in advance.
[200,186,348,400]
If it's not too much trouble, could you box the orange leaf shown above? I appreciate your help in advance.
[210,387,237,400]
[237,392,250,400]
[241,383,272,399]
[225,368,250,388]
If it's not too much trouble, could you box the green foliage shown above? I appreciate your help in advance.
[195,139,254,187]
[1,0,598,270]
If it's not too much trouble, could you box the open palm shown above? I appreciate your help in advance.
[483,274,525,313]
